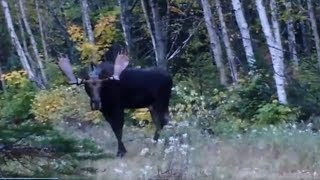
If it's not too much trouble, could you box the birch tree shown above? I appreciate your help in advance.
[307,0,320,69]
[215,0,238,83]
[200,0,227,86]
[256,0,287,104]
[35,0,49,62]
[231,0,256,69]
[80,0,95,44]
[18,0,47,86]
[16,6,34,69]
[141,0,168,68]
[1,0,35,80]
[118,0,133,57]
[284,1,299,68]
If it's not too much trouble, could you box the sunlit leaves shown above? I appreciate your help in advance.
[67,14,119,64]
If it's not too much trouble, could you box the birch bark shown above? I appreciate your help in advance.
[1,0,35,80]
[215,0,238,83]
[18,0,47,85]
[256,0,287,104]
[35,0,49,62]
[81,0,95,44]
[307,0,320,68]
[118,0,133,57]
[231,0,256,69]
[200,0,227,86]
[284,1,299,67]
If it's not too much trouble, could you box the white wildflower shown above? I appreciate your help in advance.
[182,133,188,138]
[114,168,123,174]
[140,148,149,156]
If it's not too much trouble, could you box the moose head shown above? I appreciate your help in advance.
[57,49,129,110]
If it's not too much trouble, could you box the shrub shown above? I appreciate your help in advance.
[0,70,36,121]
[31,85,103,124]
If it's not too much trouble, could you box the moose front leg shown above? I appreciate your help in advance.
[106,110,127,157]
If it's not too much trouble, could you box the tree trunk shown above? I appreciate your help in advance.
[1,0,35,80]
[215,0,238,84]
[118,0,133,57]
[0,63,5,93]
[200,0,228,86]
[18,0,47,86]
[256,0,287,104]
[307,0,320,69]
[149,0,167,68]
[141,0,157,65]
[35,0,49,62]
[16,7,35,70]
[284,1,299,68]
[231,0,256,69]
[80,0,94,44]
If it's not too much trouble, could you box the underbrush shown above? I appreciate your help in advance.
[85,120,320,179]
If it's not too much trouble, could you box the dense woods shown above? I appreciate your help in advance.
[1,0,320,178]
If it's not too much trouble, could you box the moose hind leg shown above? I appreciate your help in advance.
[149,106,161,141]
[149,106,170,141]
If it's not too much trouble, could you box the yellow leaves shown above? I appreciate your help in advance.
[2,70,28,88]
[67,15,118,64]
[31,86,103,123]
[67,24,84,42]
[131,108,152,123]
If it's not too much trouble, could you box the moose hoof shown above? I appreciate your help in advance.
[116,150,127,158]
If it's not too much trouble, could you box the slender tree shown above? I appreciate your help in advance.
[256,0,287,104]
[200,0,227,86]
[284,1,299,68]
[18,0,47,86]
[35,0,49,62]
[118,0,133,57]
[307,0,320,69]
[231,0,256,69]
[80,0,95,44]
[215,0,238,83]
[1,0,35,80]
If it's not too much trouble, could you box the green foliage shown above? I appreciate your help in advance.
[0,71,36,121]
[171,70,300,135]
[0,119,106,178]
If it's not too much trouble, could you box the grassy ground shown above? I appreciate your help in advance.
[57,120,320,180]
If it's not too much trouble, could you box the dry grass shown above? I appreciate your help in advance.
[57,121,320,179]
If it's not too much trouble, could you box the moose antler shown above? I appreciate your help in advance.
[57,54,83,85]
[112,48,129,80]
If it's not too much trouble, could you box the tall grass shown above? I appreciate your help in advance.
[57,120,320,179]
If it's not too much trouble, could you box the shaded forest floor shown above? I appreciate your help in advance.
[56,120,320,180]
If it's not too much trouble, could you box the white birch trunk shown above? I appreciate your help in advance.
[256,0,287,104]
[149,0,167,68]
[1,0,35,80]
[118,0,133,57]
[215,0,238,83]
[201,0,227,86]
[81,0,95,44]
[17,11,35,70]
[284,1,299,67]
[18,0,47,85]
[231,0,256,69]
[307,0,320,68]
[35,0,49,62]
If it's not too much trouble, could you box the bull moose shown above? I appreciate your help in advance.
[57,49,173,157]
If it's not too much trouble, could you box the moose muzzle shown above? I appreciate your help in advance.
[90,99,101,111]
